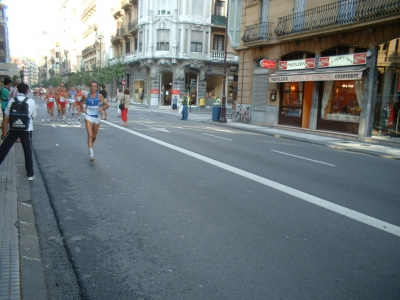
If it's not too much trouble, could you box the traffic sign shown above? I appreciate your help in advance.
[122,79,126,86]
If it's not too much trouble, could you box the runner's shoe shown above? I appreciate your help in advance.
[28,176,35,181]
[89,155,95,162]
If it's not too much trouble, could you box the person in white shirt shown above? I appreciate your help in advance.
[0,83,37,180]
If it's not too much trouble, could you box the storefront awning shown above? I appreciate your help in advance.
[269,67,368,83]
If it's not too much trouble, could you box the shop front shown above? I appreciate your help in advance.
[269,53,368,135]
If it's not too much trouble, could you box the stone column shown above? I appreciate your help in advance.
[358,47,379,137]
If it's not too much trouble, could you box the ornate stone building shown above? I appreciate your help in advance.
[236,0,400,138]
[109,0,239,107]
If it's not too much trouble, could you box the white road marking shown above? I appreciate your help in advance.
[138,117,151,121]
[136,122,169,132]
[271,150,335,166]
[104,121,400,238]
[203,133,233,141]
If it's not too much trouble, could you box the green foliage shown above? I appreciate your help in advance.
[41,77,62,88]
[92,58,126,85]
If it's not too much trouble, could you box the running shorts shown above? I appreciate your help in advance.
[85,114,101,124]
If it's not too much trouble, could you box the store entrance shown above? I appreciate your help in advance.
[160,71,173,106]
[278,81,313,128]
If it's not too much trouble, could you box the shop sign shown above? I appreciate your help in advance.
[151,89,160,94]
[319,53,366,68]
[280,58,315,70]
[260,59,277,69]
[172,90,180,94]
[269,71,363,82]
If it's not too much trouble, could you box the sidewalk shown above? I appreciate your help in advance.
[128,102,400,159]
[0,144,47,300]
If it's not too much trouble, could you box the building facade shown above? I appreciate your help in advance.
[236,0,400,138]
[109,0,239,106]
[0,1,18,82]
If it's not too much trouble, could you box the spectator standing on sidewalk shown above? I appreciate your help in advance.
[115,88,123,117]
[180,93,188,120]
[172,95,178,111]
[9,78,21,99]
[1,77,12,139]
[0,83,37,180]
[121,88,130,126]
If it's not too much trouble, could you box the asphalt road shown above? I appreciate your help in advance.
[30,98,400,299]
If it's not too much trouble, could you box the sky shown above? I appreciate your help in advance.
[6,0,62,60]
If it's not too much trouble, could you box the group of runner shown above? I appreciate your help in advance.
[43,82,108,162]
[44,84,84,121]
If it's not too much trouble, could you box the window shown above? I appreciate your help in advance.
[125,41,130,53]
[135,38,138,51]
[158,0,170,15]
[191,31,202,53]
[56,52,60,58]
[157,29,170,51]
[213,35,224,51]
[215,1,225,16]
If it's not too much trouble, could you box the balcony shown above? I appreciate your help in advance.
[109,51,138,65]
[242,22,273,43]
[82,44,97,56]
[81,0,96,22]
[210,50,237,61]
[120,25,129,36]
[274,0,400,37]
[128,19,138,32]
[211,15,227,27]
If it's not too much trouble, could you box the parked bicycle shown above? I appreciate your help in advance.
[231,104,251,123]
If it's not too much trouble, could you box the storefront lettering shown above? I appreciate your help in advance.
[270,76,289,82]
[334,73,361,79]
[269,72,363,82]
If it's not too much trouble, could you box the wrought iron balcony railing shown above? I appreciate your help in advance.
[120,25,128,36]
[82,44,96,56]
[241,22,273,43]
[275,0,400,37]
[128,19,138,31]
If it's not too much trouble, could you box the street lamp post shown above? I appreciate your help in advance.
[219,0,229,123]
[97,33,104,68]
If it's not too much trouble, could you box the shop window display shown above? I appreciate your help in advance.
[281,82,302,117]
[320,80,363,123]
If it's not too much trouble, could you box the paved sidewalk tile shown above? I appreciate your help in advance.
[0,145,21,300]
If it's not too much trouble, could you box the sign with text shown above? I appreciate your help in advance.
[172,90,180,95]
[151,89,160,94]
[280,58,315,70]
[269,71,363,83]
[260,59,277,69]
[319,53,366,68]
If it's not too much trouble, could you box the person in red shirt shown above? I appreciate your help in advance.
[56,85,68,120]
[45,87,56,121]
[75,86,83,121]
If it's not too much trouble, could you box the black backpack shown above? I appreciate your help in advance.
[9,97,30,130]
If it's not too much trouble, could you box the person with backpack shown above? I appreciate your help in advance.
[0,83,37,180]
[1,77,12,139]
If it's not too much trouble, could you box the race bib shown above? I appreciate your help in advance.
[60,97,65,102]
[87,105,98,116]
[77,97,82,101]
[49,98,55,102]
